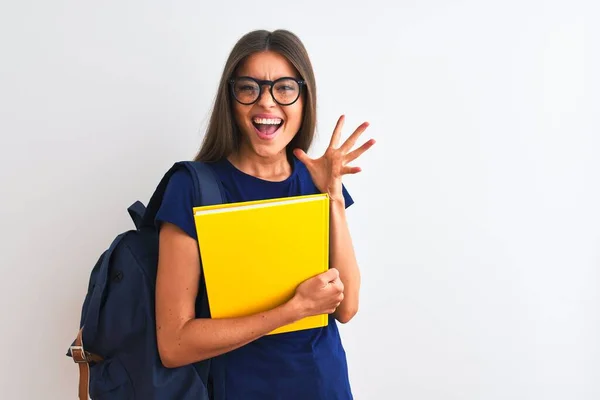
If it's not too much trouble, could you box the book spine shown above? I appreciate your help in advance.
[324,196,330,326]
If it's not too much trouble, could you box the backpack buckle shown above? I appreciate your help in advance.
[70,345,89,364]
[70,328,104,365]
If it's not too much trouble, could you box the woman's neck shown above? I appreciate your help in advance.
[227,146,292,182]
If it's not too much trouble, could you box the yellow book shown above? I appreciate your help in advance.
[192,193,330,335]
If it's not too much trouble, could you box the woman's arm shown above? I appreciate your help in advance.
[155,222,300,367]
[293,115,374,325]
[155,222,344,368]
[329,199,360,323]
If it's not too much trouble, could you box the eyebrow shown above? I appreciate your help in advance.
[234,73,301,80]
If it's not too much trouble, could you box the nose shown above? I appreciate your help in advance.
[256,84,276,108]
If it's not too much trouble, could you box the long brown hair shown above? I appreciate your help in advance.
[193,29,317,162]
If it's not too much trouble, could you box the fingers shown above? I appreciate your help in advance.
[327,275,344,312]
[316,268,339,288]
[342,165,362,175]
[345,138,375,163]
[340,122,370,153]
[330,291,344,310]
[312,269,345,314]
[323,269,344,294]
[340,138,374,175]
[328,115,345,149]
[331,279,344,311]
[331,277,344,293]
[322,267,339,282]
[293,149,312,165]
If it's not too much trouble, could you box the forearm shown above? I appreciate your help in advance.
[329,199,361,323]
[159,299,303,368]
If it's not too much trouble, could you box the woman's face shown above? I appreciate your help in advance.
[231,51,304,160]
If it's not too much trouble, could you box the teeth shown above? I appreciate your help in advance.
[253,117,282,125]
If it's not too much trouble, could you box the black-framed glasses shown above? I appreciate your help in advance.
[229,76,305,106]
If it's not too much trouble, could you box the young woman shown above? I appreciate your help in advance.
[154,29,375,399]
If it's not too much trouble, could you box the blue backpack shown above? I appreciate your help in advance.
[66,161,225,400]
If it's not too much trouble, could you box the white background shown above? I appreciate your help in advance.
[1,1,599,399]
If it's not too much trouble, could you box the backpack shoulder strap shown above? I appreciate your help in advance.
[142,161,225,228]
[182,161,226,207]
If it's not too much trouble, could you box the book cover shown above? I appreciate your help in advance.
[193,193,330,335]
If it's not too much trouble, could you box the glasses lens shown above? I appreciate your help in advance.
[273,79,300,105]
[232,78,260,104]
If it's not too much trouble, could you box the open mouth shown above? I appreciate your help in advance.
[252,117,283,139]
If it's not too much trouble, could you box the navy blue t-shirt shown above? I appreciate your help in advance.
[155,155,354,400]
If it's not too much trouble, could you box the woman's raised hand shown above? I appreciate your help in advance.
[294,115,375,205]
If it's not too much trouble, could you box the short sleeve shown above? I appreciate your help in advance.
[342,184,354,209]
[154,169,198,240]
